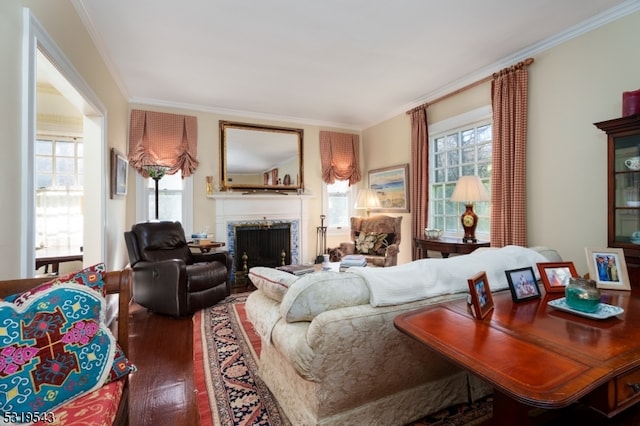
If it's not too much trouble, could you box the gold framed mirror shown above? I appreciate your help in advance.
[219,121,304,191]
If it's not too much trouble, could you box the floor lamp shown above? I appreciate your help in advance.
[145,165,169,220]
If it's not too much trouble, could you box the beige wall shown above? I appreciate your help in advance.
[361,11,640,275]
[2,3,638,277]
[126,103,358,263]
[0,1,128,278]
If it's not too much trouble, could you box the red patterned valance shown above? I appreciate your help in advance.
[319,131,361,185]
[128,109,199,177]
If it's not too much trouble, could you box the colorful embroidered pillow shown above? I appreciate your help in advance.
[5,263,107,306]
[108,344,136,382]
[2,263,136,385]
[0,284,115,414]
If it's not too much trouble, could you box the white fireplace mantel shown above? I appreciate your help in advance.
[208,192,314,263]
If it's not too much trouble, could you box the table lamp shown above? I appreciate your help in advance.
[355,189,381,217]
[450,176,489,243]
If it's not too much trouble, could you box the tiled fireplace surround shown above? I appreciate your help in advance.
[209,193,313,281]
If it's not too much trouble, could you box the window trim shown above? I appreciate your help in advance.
[322,179,354,235]
[135,173,193,233]
[429,106,492,239]
[35,136,83,189]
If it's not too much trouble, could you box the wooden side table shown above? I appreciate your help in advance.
[188,241,225,253]
[413,236,489,258]
[394,290,640,424]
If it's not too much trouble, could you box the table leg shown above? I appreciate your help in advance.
[492,389,535,426]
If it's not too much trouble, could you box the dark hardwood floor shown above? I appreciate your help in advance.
[126,282,640,426]
[128,303,199,426]
[127,283,253,426]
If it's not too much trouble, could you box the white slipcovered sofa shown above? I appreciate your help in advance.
[246,246,562,426]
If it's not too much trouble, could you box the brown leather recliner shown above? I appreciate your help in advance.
[124,221,232,317]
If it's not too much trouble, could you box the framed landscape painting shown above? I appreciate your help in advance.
[368,164,409,213]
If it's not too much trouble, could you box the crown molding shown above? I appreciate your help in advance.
[382,0,640,128]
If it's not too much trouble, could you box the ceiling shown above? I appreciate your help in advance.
[73,0,635,130]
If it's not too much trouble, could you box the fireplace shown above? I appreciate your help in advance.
[234,221,291,277]
[226,219,299,284]
[210,192,311,284]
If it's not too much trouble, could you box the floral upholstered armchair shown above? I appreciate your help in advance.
[339,215,403,267]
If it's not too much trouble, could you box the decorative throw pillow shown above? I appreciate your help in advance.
[248,267,300,302]
[0,284,115,414]
[280,271,370,322]
[3,263,136,385]
[354,232,394,256]
[5,263,107,305]
[107,344,137,382]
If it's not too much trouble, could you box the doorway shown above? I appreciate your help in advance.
[23,10,106,277]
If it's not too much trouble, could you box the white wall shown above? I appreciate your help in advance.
[0,1,129,278]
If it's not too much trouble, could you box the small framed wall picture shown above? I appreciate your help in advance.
[585,247,631,291]
[467,271,494,319]
[505,267,541,302]
[536,262,579,293]
[111,148,128,199]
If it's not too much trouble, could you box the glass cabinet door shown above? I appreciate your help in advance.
[614,134,640,244]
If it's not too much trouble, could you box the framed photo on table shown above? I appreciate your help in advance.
[505,267,541,302]
[585,247,631,291]
[537,262,579,293]
[467,271,494,319]
[368,164,409,213]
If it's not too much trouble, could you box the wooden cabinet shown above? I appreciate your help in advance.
[595,114,640,287]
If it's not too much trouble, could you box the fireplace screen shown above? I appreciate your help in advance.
[234,222,291,278]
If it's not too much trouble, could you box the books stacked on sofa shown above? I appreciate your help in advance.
[276,264,316,276]
[340,254,367,272]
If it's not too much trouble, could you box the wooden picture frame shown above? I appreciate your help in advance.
[505,267,541,302]
[368,164,410,213]
[467,271,494,319]
[585,247,631,291]
[111,148,128,199]
[536,262,579,293]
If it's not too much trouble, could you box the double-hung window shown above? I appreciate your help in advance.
[325,179,353,231]
[429,108,492,237]
[35,137,83,250]
[136,172,193,232]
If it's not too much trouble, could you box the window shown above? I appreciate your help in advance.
[325,179,352,230]
[35,138,83,189]
[35,137,83,250]
[136,172,193,232]
[429,116,492,237]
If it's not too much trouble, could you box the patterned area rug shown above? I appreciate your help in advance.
[193,293,493,426]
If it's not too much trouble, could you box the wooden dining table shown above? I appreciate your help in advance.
[35,247,83,275]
